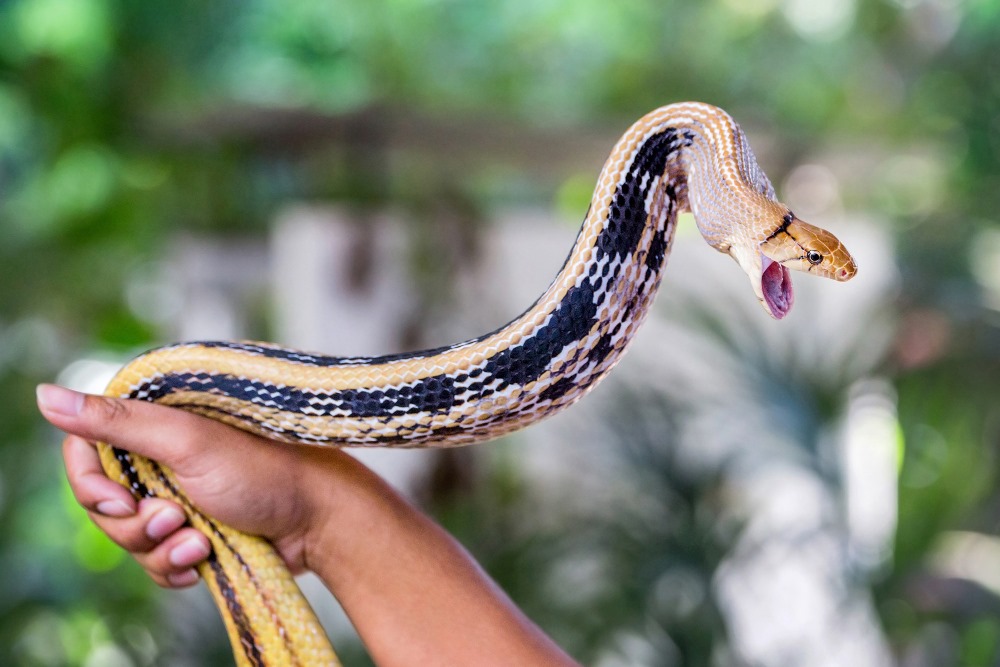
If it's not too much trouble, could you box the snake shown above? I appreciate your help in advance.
[97,102,857,665]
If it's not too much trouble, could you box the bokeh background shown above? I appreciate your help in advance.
[2,0,1000,665]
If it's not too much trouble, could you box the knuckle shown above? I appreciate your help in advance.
[137,542,185,580]
[167,417,212,466]
[91,516,153,554]
[67,479,93,508]
[172,423,201,456]
[167,570,200,588]
[121,534,155,555]
[91,396,131,424]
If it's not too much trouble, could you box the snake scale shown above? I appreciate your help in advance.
[97,102,857,665]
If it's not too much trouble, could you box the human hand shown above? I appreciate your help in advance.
[36,383,349,589]
[38,383,579,666]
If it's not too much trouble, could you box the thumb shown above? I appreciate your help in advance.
[36,383,210,467]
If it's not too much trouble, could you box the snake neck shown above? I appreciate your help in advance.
[652,103,779,254]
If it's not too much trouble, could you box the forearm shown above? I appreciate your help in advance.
[299,450,577,667]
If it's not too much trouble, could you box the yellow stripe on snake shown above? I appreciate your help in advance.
[98,102,857,666]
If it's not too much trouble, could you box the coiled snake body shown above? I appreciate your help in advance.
[98,102,857,665]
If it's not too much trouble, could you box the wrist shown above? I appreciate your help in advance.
[298,449,397,586]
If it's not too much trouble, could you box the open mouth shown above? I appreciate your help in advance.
[761,255,794,319]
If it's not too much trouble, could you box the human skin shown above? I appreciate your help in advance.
[36,383,577,667]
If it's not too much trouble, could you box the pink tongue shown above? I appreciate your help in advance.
[762,259,793,319]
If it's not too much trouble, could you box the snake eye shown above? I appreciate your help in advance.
[807,250,823,265]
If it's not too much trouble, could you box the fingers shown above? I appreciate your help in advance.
[63,433,212,588]
[85,492,212,589]
[131,520,212,589]
[63,434,136,517]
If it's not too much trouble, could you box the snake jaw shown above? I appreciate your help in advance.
[760,254,794,319]
[726,244,795,319]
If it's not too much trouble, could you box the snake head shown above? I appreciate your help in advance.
[750,212,857,319]
[759,213,857,280]
[728,211,857,319]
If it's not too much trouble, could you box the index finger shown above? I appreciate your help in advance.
[62,434,137,517]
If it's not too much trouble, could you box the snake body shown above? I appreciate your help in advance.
[98,102,856,665]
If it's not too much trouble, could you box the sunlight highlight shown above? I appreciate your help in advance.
[842,379,901,569]
[782,0,856,41]
[57,357,122,395]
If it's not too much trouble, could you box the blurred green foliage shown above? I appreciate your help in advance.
[2,0,1000,664]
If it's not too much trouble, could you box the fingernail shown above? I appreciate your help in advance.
[36,384,84,417]
[96,499,135,517]
[169,536,211,568]
[167,569,200,587]
[146,507,186,541]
